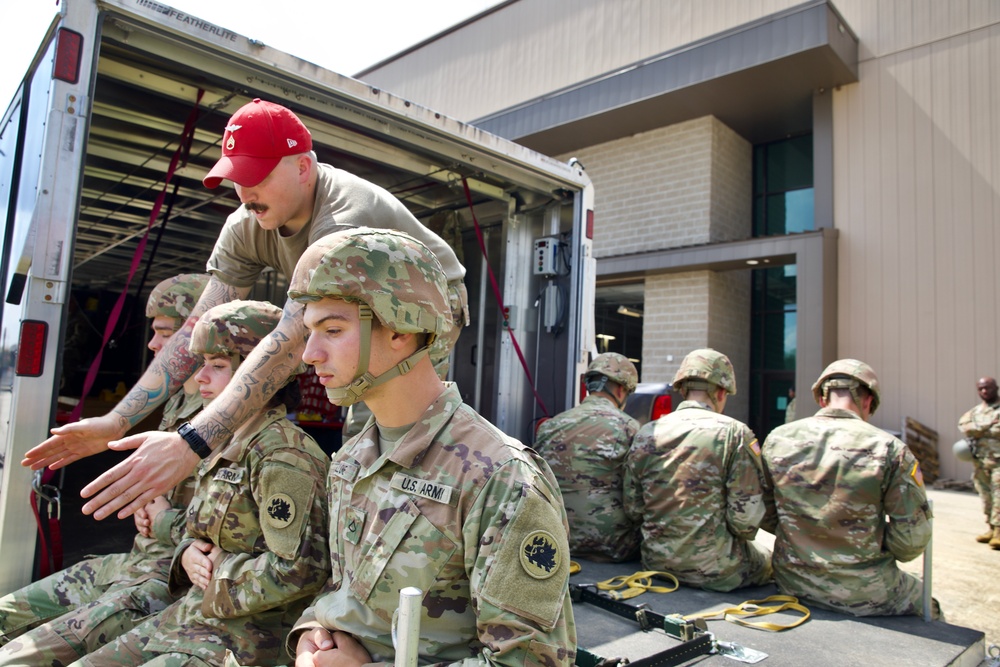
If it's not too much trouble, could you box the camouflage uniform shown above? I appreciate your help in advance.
[76,301,331,667]
[288,384,575,666]
[535,353,640,562]
[760,359,932,617]
[623,400,771,591]
[0,276,209,664]
[958,400,1000,528]
[285,228,575,666]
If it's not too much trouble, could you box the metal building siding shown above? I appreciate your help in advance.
[360,0,800,122]
[833,19,1000,479]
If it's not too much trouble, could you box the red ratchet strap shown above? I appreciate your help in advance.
[461,177,549,418]
[30,476,62,577]
[70,89,204,423]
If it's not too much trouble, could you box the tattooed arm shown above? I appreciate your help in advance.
[78,299,308,520]
[22,277,247,471]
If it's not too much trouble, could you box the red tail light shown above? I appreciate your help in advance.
[585,209,594,239]
[650,394,672,420]
[16,320,47,376]
[54,29,83,84]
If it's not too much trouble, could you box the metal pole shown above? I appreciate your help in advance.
[394,586,423,667]
[923,498,934,622]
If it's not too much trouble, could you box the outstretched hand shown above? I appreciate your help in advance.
[22,413,128,471]
[80,430,200,520]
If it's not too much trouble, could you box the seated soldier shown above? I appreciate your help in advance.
[761,359,935,617]
[535,352,641,562]
[286,228,575,667]
[623,349,772,592]
[0,273,210,662]
[68,301,330,667]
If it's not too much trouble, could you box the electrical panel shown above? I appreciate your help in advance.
[533,237,560,276]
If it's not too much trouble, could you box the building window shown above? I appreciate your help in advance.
[753,135,814,236]
[593,283,644,378]
[749,265,797,439]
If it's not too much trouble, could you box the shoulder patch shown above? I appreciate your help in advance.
[265,492,296,527]
[747,438,761,456]
[480,483,570,629]
[520,530,562,579]
[911,461,924,487]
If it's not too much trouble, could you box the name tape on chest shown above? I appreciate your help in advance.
[390,473,454,505]
[213,467,245,484]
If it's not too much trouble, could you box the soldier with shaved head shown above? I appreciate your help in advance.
[958,376,1000,547]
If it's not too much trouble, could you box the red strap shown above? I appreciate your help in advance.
[70,90,205,422]
[30,492,55,578]
[461,177,549,418]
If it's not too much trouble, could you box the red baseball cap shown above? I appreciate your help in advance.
[203,98,313,189]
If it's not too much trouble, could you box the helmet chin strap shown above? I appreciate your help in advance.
[325,305,433,407]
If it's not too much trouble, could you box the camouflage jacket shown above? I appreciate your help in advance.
[112,391,203,585]
[535,394,640,561]
[289,384,576,666]
[144,406,330,665]
[761,407,931,614]
[958,401,1000,460]
[623,400,766,587]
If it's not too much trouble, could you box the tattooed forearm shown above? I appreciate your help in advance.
[191,306,306,451]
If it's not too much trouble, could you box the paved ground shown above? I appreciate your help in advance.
[899,487,1000,654]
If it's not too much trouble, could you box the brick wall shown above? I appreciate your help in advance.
[558,117,714,257]
[707,269,752,422]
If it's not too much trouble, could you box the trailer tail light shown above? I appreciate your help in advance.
[650,394,672,421]
[586,209,594,239]
[16,321,47,377]
[54,29,83,84]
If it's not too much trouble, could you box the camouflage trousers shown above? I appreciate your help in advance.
[972,457,1000,526]
[0,553,132,643]
[702,541,774,593]
[0,575,172,666]
[774,563,926,617]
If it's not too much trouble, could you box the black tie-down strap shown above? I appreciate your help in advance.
[572,585,715,667]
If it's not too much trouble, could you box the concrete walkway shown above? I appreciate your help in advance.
[899,487,1000,653]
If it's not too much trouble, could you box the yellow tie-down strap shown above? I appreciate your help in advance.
[684,595,810,632]
[595,570,680,600]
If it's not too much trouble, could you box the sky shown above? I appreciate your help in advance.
[1,0,500,111]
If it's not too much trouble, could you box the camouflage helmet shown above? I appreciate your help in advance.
[586,352,638,394]
[952,439,975,463]
[288,228,452,339]
[288,228,451,406]
[145,273,211,328]
[190,300,282,362]
[811,358,881,416]
[672,348,737,395]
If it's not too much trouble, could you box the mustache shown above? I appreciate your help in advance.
[244,202,268,214]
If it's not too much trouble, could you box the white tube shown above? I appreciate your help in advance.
[394,587,423,667]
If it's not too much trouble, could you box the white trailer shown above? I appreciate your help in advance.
[0,0,594,591]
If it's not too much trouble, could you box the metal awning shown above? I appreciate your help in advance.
[474,0,858,152]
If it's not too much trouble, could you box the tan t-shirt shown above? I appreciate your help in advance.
[207,163,466,287]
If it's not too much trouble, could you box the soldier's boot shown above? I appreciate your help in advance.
[976,525,995,543]
[989,527,1000,549]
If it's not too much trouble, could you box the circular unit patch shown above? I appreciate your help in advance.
[265,492,296,528]
[519,530,561,580]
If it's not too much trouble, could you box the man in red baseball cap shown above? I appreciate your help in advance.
[24,99,469,520]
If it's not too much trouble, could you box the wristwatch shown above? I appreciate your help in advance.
[177,422,212,459]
